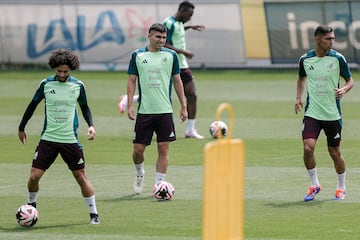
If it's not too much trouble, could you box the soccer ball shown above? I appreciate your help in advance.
[209,120,228,138]
[16,205,38,227]
[153,181,175,201]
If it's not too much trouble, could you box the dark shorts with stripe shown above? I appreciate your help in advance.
[133,113,176,145]
[32,140,85,171]
[302,116,342,147]
[180,68,194,85]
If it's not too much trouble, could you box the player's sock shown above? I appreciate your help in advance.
[155,172,166,184]
[307,167,320,186]
[28,191,38,206]
[336,172,346,190]
[135,162,145,176]
[84,195,98,214]
[186,119,196,133]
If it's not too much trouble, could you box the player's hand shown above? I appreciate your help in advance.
[87,126,96,140]
[335,88,345,99]
[128,106,135,120]
[18,131,27,144]
[295,98,303,114]
[192,25,205,31]
[182,50,194,59]
[180,108,188,123]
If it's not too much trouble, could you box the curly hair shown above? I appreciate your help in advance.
[48,49,80,70]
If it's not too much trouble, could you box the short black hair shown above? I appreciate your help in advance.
[314,25,333,37]
[148,23,167,34]
[178,1,195,11]
[48,48,80,70]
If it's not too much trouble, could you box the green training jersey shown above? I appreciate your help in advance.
[163,16,188,69]
[127,46,180,114]
[31,76,88,143]
[299,49,352,121]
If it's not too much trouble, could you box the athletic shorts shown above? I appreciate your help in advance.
[133,113,176,145]
[302,116,342,147]
[32,140,85,171]
[180,68,194,85]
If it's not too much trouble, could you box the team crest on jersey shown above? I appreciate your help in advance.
[327,61,336,71]
[161,57,168,65]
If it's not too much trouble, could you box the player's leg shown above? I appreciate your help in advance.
[133,143,146,194]
[27,140,58,208]
[71,168,99,224]
[328,145,346,199]
[61,143,99,224]
[154,113,176,184]
[325,120,346,200]
[302,117,322,201]
[132,114,154,193]
[184,80,197,120]
[181,68,204,139]
[155,141,169,184]
[27,167,45,208]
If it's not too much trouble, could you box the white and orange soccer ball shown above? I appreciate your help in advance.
[153,181,175,201]
[209,120,228,138]
[16,205,38,227]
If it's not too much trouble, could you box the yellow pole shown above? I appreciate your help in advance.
[202,103,245,240]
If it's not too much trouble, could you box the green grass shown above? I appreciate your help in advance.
[1,69,360,239]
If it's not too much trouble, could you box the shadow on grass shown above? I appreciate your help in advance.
[0,222,87,232]
[265,198,334,208]
[99,193,154,202]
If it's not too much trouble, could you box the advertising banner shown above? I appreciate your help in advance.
[265,1,360,64]
[0,3,246,70]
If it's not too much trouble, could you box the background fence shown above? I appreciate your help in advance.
[0,0,359,70]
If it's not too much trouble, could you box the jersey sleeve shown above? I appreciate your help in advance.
[127,51,139,76]
[77,83,94,127]
[163,17,175,44]
[298,57,306,78]
[18,80,45,131]
[172,51,180,75]
[338,54,352,80]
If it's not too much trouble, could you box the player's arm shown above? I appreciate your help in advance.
[295,76,306,114]
[335,77,353,99]
[127,74,137,120]
[336,57,354,99]
[18,83,45,144]
[173,74,188,122]
[184,25,205,31]
[79,104,96,140]
[18,100,39,143]
[164,42,193,59]
[78,86,96,140]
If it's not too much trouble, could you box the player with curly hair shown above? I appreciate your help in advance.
[18,48,100,224]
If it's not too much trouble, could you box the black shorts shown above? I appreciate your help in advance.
[133,113,176,145]
[302,116,342,147]
[32,140,85,171]
[180,68,194,85]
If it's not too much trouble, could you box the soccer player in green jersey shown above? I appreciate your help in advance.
[295,25,354,201]
[119,1,205,139]
[126,23,187,194]
[18,49,99,224]
[163,1,205,139]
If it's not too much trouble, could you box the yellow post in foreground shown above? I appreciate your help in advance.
[202,103,245,240]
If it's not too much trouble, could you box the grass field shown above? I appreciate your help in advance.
[1,69,360,239]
